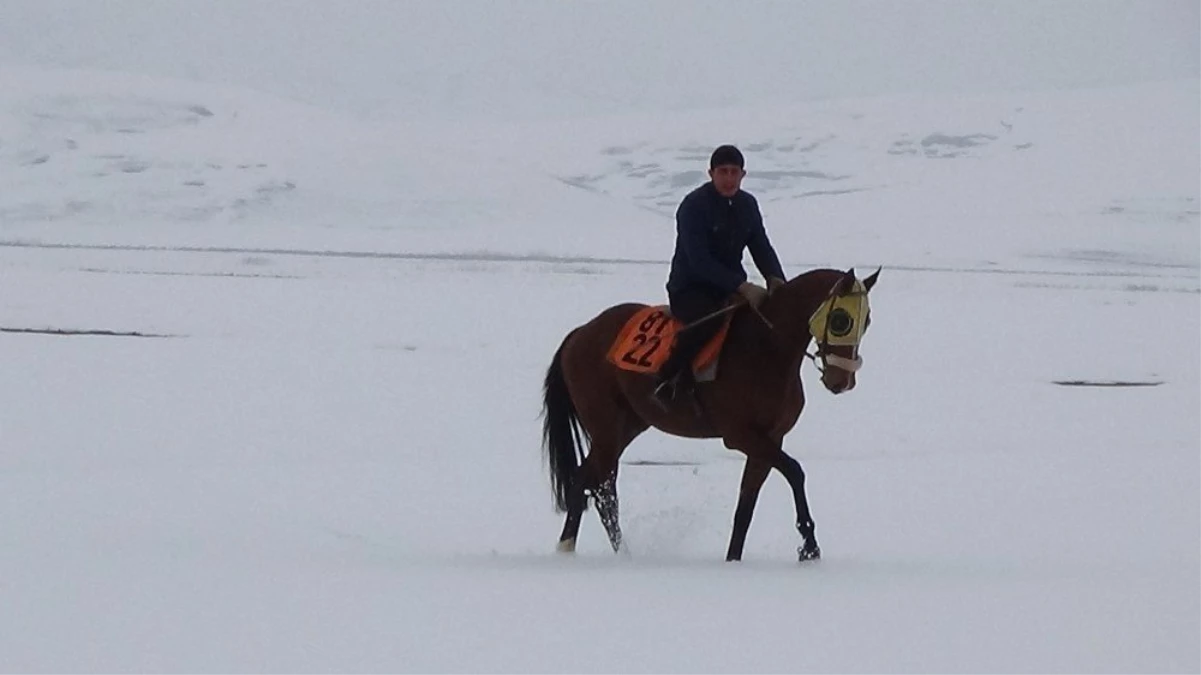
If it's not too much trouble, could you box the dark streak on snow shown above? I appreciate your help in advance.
[1,326,179,338]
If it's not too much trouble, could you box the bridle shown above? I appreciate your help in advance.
[805,337,863,375]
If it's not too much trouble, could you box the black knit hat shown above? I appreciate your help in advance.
[709,144,745,169]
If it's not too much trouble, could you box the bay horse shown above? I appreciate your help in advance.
[541,266,880,562]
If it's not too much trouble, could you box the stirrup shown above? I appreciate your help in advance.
[653,377,678,401]
[651,373,682,409]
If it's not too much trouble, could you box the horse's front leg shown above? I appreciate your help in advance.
[770,450,821,561]
[726,458,771,561]
[727,435,820,562]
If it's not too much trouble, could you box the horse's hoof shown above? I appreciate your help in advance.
[798,545,821,562]
[557,538,577,554]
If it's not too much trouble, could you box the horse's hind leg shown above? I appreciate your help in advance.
[561,401,646,554]
[593,465,624,553]
[556,468,590,553]
[555,443,617,553]
[591,453,638,552]
[597,407,651,553]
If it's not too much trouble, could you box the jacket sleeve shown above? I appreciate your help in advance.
[677,197,746,294]
[746,199,786,281]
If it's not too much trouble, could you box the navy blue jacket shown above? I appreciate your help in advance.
[666,182,785,297]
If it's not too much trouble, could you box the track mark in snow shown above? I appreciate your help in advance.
[623,460,703,467]
[0,326,179,338]
[1052,380,1164,387]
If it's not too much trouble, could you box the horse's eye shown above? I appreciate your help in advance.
[828,308,854,337]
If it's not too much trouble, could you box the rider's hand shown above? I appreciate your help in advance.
[766,277,786,295]
[737,281,769,308]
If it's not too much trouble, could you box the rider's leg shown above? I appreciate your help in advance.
[654,288,725,401]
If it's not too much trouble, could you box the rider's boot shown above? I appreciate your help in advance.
[652,340,700,409]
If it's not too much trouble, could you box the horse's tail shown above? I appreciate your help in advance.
[542,329,588,513]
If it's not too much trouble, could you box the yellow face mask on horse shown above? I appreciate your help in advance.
[808,279,870,346]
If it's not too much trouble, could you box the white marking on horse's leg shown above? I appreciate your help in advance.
[557,538,577,553]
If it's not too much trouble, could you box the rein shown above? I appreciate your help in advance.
[678,297,774,333]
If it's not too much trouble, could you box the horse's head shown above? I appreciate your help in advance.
[808,267,879,394]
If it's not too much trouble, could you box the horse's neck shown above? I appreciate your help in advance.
[762,270,840,361]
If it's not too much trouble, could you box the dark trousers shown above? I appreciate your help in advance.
[659,286,727,383]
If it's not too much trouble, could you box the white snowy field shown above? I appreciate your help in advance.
[1,2,1199,672]
[1,243,1197,673]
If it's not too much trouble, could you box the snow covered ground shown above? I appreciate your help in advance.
[0,2,1198,672]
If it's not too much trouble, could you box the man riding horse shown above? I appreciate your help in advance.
[541,141,879,561]
[653,144,788,406]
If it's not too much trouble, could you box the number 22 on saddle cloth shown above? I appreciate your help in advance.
[605,306,733,375]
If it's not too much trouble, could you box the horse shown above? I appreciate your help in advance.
[540,266,880,562]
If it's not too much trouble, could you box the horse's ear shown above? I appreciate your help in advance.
[834,267,856,293]
[863,266,881,292]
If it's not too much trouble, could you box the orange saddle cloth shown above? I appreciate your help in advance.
[606,305,733,375]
